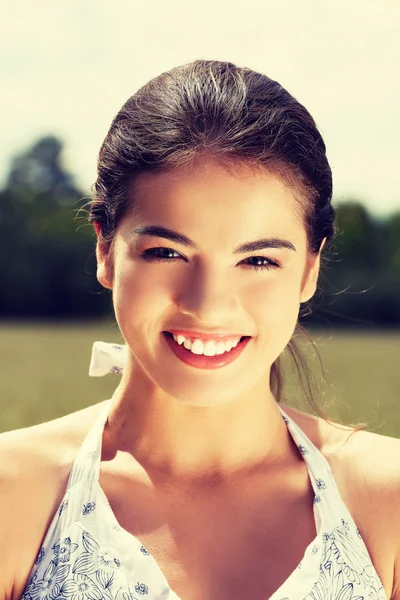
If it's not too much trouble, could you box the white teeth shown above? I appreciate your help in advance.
[183,338,193,350]
[191,339,204,355]
[171,334,242,356]
[215,341,227,355]
[204,340,219,356]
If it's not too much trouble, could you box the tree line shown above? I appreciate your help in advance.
[1,136,399,327]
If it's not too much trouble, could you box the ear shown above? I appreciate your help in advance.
[300,238,326,304]
[93,222,113,290]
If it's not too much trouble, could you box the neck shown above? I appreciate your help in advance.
[104,360,295,483]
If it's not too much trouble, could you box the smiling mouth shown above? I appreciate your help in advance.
[163,332,249,343]
[161,330,252,369]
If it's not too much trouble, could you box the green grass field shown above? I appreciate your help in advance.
[1,321,399,437]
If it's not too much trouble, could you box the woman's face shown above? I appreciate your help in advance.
[95,159,324,406]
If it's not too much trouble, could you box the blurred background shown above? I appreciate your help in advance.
[1,0,399,435]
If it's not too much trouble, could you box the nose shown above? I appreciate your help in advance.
[175,264,239,324]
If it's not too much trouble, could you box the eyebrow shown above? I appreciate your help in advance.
[130,225,297,253]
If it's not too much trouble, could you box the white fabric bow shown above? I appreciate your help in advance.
[89,341,128,377]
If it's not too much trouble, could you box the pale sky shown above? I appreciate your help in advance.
[1,0,399,218]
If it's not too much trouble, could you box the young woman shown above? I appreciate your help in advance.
[1,59,399,600]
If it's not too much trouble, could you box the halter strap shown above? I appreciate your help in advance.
[66,399,111,490]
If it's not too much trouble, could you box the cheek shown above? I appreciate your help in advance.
[112,261,172,333]
[247,272,303,357]
[247,269,302,318]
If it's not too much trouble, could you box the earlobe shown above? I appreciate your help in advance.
[93,222,102,238]
[300,241,325,304]
[93,223,113,290]
[97,261,113,290]
[96,254,113,290]
[300,277,318,304]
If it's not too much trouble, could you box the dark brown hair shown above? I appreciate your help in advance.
[89,59,340,420]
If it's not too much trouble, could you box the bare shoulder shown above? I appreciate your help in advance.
[0,401,107,600]
[326,424,400,599]
[283,404,400,492]
[284,404,400,599]
[318,417,400,521]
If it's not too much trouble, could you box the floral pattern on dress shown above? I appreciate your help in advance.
[61,572,104,600]
[58,500,69,517]
[23,519,387,600]
[22,528,130,600]
[82,502,96,515]
[304,522,387,600]
[53,537,79,564]
[34,547,45,566]
[30,560,70,600]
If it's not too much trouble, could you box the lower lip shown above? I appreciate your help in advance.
[162,332,251,370]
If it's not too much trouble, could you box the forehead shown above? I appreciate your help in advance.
[125,160,306,240]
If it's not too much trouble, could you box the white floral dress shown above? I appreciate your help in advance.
[21,342,388,600]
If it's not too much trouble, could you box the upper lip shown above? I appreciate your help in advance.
[165,329,250,341]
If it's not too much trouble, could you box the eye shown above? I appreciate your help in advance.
[140,248,280,272]
[241,256,281,272]
[141,247,181,261]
